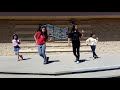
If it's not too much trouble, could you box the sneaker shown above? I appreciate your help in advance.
[44,62,48,64]
[76,61,80,64]
[93,57,98,59]
[75,58,79,62]
[47,57,49,62]
[74,60,77,62]
[94,56,99,59]
[93,57,96,59]
[44,57,49,65]
[96,56,99,58]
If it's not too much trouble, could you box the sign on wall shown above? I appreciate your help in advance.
[46,24,69,40]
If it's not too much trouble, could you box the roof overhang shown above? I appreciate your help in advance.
[0,12,120,20]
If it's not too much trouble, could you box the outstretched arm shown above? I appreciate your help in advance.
[47,37,53,42]
[96,37,98,43]
[16,40,20,44]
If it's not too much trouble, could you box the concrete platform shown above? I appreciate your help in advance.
[0,53,120,78]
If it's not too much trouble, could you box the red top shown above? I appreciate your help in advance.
[34,32,46,45]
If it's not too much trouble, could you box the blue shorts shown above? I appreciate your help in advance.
[14,47,20,55]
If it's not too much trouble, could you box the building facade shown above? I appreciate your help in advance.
[0,12,120,42]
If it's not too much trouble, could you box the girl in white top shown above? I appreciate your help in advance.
[86,33,99,59]
[12,34,24,61]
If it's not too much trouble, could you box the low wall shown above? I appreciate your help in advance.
[0,18,120,43]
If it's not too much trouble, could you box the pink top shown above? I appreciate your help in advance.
[12,39,20,46]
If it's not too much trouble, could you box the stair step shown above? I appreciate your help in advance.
[21,47,90,50]
[21,41,87,44]
[21,45,90,48]
[20,43,89,47]
[19,37,89,41]
[19,48,91,53]
[19,50,91,53]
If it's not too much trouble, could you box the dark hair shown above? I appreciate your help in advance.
[90,33,95,37]
[37,25,48,41]
[13,34,18,40]
[71,24,78,33]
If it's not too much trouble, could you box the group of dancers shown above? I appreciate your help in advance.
[12,24,99,64]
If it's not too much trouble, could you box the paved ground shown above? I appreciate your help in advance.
[0,53,120,78]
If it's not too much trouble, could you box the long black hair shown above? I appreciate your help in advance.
[71,24,78,33]
[37,25,48,41]
[90,32,95,37]
[13,34,19,40]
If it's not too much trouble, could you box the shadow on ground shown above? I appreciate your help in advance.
[48,60,60,64]
[90,57,101,58]
[79,59,90,63]
[22,58,32,61]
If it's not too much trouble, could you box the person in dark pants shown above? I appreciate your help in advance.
[34,25,49,64]
[86,33,99,59]
[68,24,82,64]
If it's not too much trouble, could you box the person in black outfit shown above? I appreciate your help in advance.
[68,24,82,64]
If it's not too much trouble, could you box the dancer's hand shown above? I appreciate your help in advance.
[82,30,84,33]
[48,39,51,42]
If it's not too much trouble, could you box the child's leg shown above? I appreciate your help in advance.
[14,48,19,60]
[41,44,48,64]
[15,51,20,61]
[17,48,23,60]
[93,46,98,57]
[38,45,44,58]
[91,46,95,57]
[91,46,98,58]
[18,54,20,61]
[72,45,77,58]
[19,54,23,60]
[76,45,80,61]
